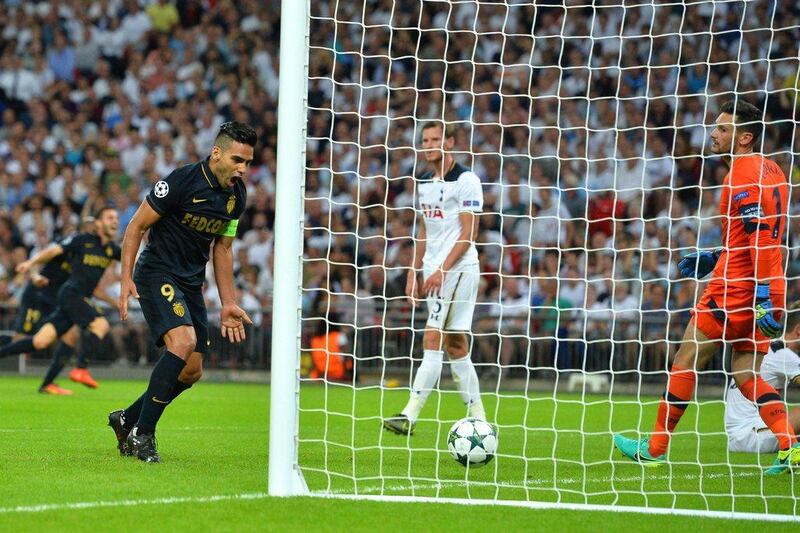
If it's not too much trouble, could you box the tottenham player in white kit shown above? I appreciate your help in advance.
[384,121,487,435]
[725,302,800,453]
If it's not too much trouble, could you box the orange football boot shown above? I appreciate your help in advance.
[39,383,74,395]
[69,368,99,389]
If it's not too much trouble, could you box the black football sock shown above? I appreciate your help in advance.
[135,351,186,434]
[78,332,103,369]
[123,394,146,431]
[0,334,12,346]
[169,380,193,401]
[40,343,75,388]
[123,380,193,431]
[0,337,35,358]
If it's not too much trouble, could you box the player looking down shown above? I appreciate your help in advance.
[383,121,486,436]
[110,121,256,463]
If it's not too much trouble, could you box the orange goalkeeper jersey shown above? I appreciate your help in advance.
[708,154,787,294]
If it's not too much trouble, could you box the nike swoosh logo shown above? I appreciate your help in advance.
[192,197,208,204]
[151,396,169,404]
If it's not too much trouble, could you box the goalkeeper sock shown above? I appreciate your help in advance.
[739,377,797,450]
[401,349,443,422]
[649,364,696,457]
[450,356,486,420]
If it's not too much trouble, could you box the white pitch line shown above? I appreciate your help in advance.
[325,470,762,495]
[0,492,269,514]
[318,493,800,523]
[0,427,266,433]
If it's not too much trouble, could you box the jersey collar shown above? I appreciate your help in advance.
[201,158,222,189]
[417,161,466,183]
[442,161,466,182]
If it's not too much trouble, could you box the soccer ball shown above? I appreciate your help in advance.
[446,417,497,468]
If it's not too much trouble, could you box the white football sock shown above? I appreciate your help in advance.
[401,349,443,422]
[450,356,486,420]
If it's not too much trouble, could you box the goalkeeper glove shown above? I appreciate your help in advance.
[755,283,782,338]
[677,249,721,279]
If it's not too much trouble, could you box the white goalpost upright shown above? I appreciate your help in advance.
[268,0,310,497]
[269,0,800,521]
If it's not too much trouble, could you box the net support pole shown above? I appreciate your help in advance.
[269,0,309,497]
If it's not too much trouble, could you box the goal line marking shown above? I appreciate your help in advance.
[2,471,793,523]
[324,469,761,494]
[0,493,269,515]
[317,494,800,523]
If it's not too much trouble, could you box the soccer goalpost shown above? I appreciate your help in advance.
[270,0,800,521]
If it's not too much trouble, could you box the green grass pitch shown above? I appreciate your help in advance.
[0,376,795,531]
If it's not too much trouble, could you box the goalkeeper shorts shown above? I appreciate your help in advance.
[692,287,783,353]
[727,424,779,453]
[423,263,479,332]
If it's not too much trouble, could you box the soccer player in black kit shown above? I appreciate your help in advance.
[0,209,121,385]
[11,218,114,394]
[111,122,256,463]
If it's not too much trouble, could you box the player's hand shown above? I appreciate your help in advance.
[755,283,782,338]
[677,250,720,279]
[31,273,49,288]
[15,260,33,275]
[423,267,444,297]
[405,270,421,306]
[118,276,139,321]
[220,303,253,343]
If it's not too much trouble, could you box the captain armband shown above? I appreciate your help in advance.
[219,219,240,237]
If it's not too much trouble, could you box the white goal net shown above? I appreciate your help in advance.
[276,0,800,520]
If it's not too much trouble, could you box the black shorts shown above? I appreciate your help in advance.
[134,269,209,354]
[14,285,57,335]
[45,286,105,337]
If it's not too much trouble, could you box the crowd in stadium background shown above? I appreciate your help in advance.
[0,0,275,364]
[0,1,798,372]
[305,1,800,374]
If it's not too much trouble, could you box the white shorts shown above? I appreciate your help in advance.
[424,263,479,332]
[727,425,779,453]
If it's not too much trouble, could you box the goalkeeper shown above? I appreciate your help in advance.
[614,99,800,474]
[383,121,486,436]
[725,301,800,454]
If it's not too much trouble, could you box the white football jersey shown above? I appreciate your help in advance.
[417,161,483,271]
[724,344,800,433]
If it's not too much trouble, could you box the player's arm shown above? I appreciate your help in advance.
[405,217,426,304]
[93,267,118,309]
[441,211,479,272]
[29,267,49,287]
[423,172,483,294]
[423,211,479,294]
[16,243,64,275]
[212,233,253,343]
[118,200,161,320]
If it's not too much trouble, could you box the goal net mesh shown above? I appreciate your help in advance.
[296,0,800,516]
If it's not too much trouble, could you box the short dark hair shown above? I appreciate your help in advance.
[421,121,455,140]
[94,205,116,219]
[215,121,258,150]
[719,99,763,145]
